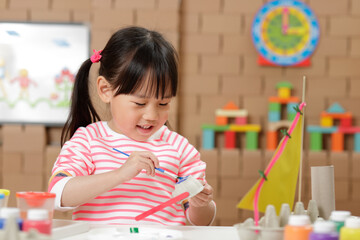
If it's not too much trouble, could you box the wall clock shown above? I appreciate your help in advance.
[252,0,320,67]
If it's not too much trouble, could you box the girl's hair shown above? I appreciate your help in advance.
[61,26,178,146]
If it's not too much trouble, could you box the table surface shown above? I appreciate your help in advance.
[52,219,240,240]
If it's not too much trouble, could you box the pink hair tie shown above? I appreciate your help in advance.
[90,49,102,63]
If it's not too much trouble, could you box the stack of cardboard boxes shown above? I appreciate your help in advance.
[0,124,71,219]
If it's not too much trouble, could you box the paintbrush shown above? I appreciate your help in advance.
[112,148,182,180]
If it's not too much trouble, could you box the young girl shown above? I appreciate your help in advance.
[48,26,216,226]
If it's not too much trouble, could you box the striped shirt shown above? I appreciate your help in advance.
[49,121,206,226]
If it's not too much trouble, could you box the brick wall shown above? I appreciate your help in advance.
[0,0,359,225]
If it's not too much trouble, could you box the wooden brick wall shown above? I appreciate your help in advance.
[0,0,359,225]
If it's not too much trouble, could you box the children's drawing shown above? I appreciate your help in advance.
[0,22,89,125]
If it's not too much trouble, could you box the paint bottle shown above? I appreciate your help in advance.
[310,220,339,240]
[23,209,52,235]
[339,217,360,240]
[284,215,313,240]
[330,211,351,232]
[0,207,23,230]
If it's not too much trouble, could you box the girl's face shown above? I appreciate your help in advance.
[107,85,172,142]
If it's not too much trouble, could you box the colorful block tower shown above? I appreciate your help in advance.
[201,101,261,150]
[307,103,360,152]
[267,81,300,150]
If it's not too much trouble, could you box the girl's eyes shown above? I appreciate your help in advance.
[133,102,169,106]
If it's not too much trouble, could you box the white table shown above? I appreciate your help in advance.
[52,219,240,240]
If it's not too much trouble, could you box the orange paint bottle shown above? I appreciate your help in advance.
[284,215,313,240]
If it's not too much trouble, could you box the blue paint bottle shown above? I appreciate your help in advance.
[310,221,339,240]
[0,207,23,230]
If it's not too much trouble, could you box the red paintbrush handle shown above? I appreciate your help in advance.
[135,192,190,221]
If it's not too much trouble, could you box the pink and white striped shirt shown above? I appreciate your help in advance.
[49,121,206,226]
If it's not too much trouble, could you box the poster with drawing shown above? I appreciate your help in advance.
[0,22,89,125]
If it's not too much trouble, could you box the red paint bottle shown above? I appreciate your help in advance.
[23,209,52,235]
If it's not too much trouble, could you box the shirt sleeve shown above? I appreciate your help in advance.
[48,127,94,210]
[177,136,206,182]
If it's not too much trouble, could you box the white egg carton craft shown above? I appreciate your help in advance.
[172,175,204,200]
[234,200,320,240]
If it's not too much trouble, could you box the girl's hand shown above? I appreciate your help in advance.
[119,151,160,182]
[189,182,214,208]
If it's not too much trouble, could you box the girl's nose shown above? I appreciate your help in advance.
[143,106,159,121]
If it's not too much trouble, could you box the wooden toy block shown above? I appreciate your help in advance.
[337,126,360,134]
[245,131,258,150]
[287,102,298,113]
[216,116,228,125]
[266,131,278,150]
[340,117,352,128]
[267,120,291,131]
[215,109,248,118]
[287,112,297,121]
[321,111,352,119]
[329,152,350,179]
[309,132,323,151]
[223,101,239,110]
[242,150,263,177]
[276,81,293,89]
[219,149,241,177]
[199,149,219,177]
[268,96,300,104]
[268,111,281,122]
[202,129,215,149]
[307,125,338,134]
[355,133,360,152]
[202,124,230,132]
[229,124,261,132]
[320,116,333,127]
[269,102,281,112]
[224,131,236,149]
[235,116,247,125]
[327,102,345,113]
[278,87,291,98]
[331,132,344,152]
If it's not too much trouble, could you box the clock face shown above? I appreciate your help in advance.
[252,0,320,66]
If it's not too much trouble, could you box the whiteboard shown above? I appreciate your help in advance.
[0,22,90,125]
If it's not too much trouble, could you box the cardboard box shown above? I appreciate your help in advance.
[2,124,24,152]
[214,197,240,220]
[47,127,63,146]
[22,125,46,152]
[242,150,263,178]
[2,152,22,173]
[200,149,219,177]
[307,151,329,167]
[329,152,350,179]
[45,145,61,174]
[23,152,44,174]
[219,149,240,177]
[334,179,350,201]
[351,153,360,179]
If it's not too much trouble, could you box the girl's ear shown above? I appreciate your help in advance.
[97,76,113,103]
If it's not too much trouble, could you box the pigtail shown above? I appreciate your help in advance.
[61,59,100,146]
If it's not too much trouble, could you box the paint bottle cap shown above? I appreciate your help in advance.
[344,217,360,229]
[0,207,20,218]
[330,211,351,222]
[27,209,48,221]
[288,215,310,226]
[313,221,336,233]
